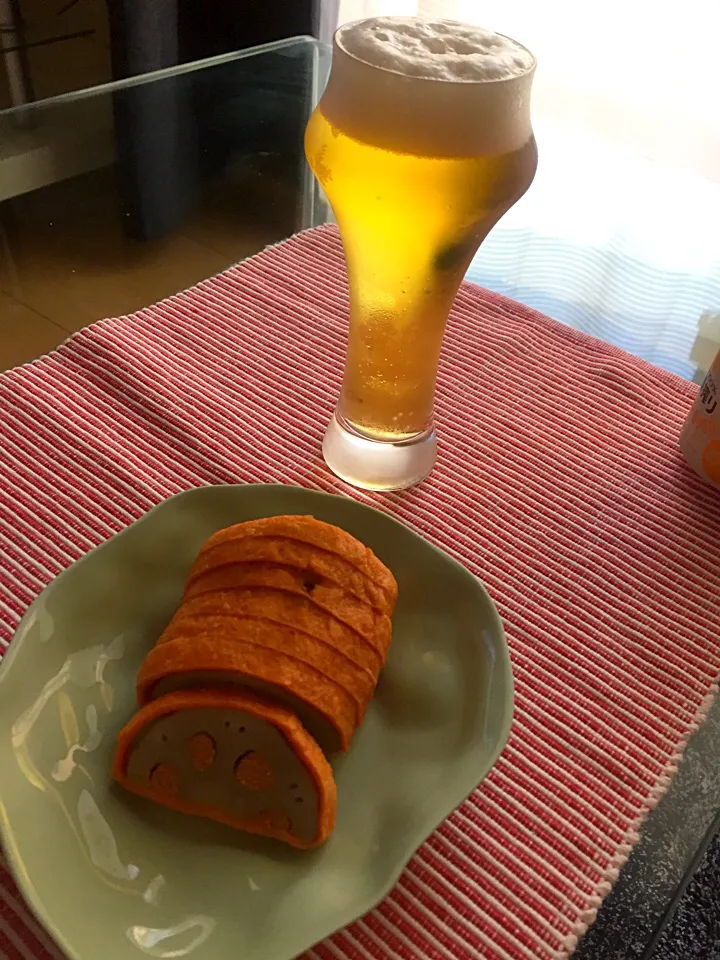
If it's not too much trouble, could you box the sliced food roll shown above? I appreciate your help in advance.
[112,689,336,849]
[186,537,393,615]
[137,636,358,753]
[160,588,383,676]
[154,614,375,724]
[183,563,393,659]
[199,516,398,608]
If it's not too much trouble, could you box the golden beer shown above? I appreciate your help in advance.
[306,17,536,487]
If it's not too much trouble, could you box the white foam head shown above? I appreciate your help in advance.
[337,17,534,83]
[321,17,535,157]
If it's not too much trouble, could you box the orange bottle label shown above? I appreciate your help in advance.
[680,352,720,487]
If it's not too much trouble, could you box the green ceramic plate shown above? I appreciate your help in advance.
[0,484,512,960]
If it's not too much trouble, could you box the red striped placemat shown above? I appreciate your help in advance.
[1,225,719,960]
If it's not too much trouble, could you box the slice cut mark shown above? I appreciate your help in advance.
[199,516,398,607]
[161,588,383,677]
[183,564,392,660]
[154,616,374,724]
[113,688,336,849]
[186,538,393,615]
[137,637,357,753]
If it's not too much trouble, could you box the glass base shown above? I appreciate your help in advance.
[322,413,437,491]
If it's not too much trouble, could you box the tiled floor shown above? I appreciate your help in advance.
[0,0,317,373]
[0,0,312,371]
[0,0,111,368]
[0,162,303,372]
[0,288,66,370]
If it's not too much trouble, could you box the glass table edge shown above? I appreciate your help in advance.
[0,34,324,120]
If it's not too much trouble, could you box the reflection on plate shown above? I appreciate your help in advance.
[0,484,512,960]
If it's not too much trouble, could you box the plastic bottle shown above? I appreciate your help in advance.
[680,349,720,488]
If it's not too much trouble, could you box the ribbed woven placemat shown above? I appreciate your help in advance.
[1,226,719,960]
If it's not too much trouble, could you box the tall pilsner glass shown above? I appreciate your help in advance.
[305,18,537,490]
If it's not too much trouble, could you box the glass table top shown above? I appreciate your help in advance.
[0,34,717,960]
[0,37,331,371]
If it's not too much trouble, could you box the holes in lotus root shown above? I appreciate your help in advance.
[188,732,216,772]
[149,762,179,795]
[257,810,291,834]
[235,750,275,791]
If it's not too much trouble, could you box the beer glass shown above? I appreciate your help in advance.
[305,18,537,490]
